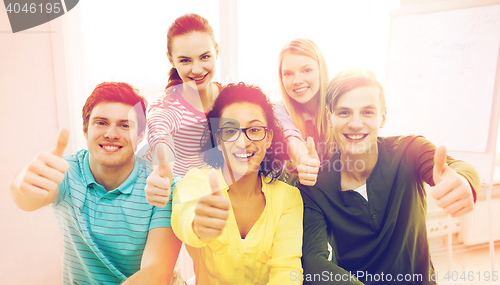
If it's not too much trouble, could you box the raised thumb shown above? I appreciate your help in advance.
[50,128,70,157]
[208,168,222,196]
[433,145,447,184]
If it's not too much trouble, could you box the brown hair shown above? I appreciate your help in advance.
[326,68,386,113]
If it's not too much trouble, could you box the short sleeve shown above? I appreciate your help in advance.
[53,154,78,206]
[274,101,304,141]
[54,173,68,205]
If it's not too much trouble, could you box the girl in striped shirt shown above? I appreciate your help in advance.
[146,13,223,182]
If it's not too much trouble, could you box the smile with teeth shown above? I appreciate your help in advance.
[101,145,121,151]
[344,134,368,140]
[233,152,254,159]
[190,74,207,81]
[293,87,309,93]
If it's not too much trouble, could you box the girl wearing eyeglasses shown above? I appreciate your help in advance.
[171,83,303,285]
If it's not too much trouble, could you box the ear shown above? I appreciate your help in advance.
[215,133,223,152]
[265,129,273,150]
[215,43,219,60]
[380,108,387,128]
[325,107,333,127]
[167,53,175,67]
[83,126,88,140]
[136,130,145,145]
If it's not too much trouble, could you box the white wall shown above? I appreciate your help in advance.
[0,8,74,285]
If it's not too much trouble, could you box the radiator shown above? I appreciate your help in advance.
[461,199,500,246]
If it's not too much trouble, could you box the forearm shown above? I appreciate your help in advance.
[288,136,308,167]
[302,254,364,285]
[124,227,182,285]
[10,171,48,211]
[122,265,170,285]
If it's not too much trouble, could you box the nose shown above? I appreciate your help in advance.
[234,130,251,148]
[293,76,303,85]
[191,60,203,75]
[348,114,363,130]
[104,126,119,140]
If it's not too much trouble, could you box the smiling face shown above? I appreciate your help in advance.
[331,86,386,156]
[168,32,218,92]
[281,53,321,111]
[217,102,273,178]
[84,102,143,170]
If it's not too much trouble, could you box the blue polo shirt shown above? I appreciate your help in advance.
[52,149,179,285]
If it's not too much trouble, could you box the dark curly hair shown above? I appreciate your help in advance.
[200,82,287,182]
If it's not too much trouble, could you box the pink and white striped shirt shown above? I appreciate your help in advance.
[146,83,223,176]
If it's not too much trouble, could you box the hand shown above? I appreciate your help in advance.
[430,146,474,217]
[297,137,320,186]
[145,144,173,207]
[193,169,230,240]
[15,128,70,200]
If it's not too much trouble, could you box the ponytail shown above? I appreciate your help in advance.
[166,67,183,91]
[163,67,184,104]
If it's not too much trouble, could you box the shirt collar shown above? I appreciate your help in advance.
[83,152,139,195]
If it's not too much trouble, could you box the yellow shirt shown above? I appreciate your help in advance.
[171,168,303,285]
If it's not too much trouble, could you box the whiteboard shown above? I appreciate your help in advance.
[384,1,500,184]
[384,3,500,153]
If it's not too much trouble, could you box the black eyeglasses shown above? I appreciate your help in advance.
[217,126,268,142]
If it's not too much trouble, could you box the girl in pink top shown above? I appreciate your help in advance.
[146,14,223,188]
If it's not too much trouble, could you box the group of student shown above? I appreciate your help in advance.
[10,13,480,285]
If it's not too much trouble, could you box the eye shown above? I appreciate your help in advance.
[121,124,130,129]
[337,110,350,116]
[223,128,237,135]
[363,110,375,116]
[304,68,313,73]
[95,121,106,126]
[179,58,190,63]
[248,127,262,134]
[282,72,292,77]
[201,54,211,60]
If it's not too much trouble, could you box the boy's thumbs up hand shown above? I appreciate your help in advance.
[193,169,230,240]
[15,129,70,200]
[430,146,474,217]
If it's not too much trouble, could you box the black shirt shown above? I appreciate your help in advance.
[299,136,480,285]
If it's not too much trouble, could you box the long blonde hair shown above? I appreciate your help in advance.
[278,39,333,149]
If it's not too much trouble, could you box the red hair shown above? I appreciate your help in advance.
[82,82,147,134]
[165,14,217,92]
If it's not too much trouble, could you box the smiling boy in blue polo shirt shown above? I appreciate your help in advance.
[10,82,181,284]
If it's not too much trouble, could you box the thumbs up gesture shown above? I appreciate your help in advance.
[193,169,231,240]
[145,144,174,207]
[297,137,320,186]
[430,146,474,217]
[12,129,70,210]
